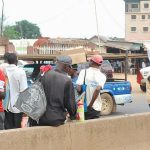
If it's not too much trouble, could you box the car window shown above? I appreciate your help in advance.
[23,67,34,77]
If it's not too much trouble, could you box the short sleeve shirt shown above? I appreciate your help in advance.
[76,67,106,111]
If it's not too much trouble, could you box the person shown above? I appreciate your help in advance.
[0,52,10,130]
[36,55,76,126]
[67,64,80,100]
[0,69,6,130]
[146,71,150,107]
[4,53,28,129]
[76,55,106,120]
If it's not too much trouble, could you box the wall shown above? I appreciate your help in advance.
[1,113,150,150]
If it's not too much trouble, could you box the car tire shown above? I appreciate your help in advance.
[140,85,146,92]
[112,103,117,113]
[101,93,114,115]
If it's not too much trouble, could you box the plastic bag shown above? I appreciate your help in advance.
[15,79,47,123]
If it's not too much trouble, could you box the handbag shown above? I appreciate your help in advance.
[15,74,47,123]
[81,69,87,112]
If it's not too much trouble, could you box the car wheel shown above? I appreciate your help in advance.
[112,103,117,113]
[101,93,114,115]
[140,85,146,92]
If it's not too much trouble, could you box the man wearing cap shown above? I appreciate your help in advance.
[76,55,106,120]
[38,55,76,126]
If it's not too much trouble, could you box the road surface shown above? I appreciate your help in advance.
[103,73,150,118]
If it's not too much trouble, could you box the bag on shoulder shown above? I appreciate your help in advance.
[15,75,47,123]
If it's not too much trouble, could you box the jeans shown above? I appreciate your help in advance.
[4,110,23,129]
[0,112,4,130]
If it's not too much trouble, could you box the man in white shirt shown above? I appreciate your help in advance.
[4,53,28,129]
[76,55,106,120]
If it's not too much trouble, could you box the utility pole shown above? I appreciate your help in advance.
[1,0,4,37]
[93,0,101,53]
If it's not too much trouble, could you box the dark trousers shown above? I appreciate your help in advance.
[0,112,5,130]
[4,110,23,129]
[85,108,100,120]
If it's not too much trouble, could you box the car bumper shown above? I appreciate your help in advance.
[114,94,132,105]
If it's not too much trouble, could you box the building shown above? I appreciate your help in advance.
[125,0,150,42]
[10,39,37,54]
[0,37,15,54]
[31,37,97,55]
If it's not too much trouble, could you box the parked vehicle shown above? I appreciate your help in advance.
[137,66,150,92]
[101,79,132,115]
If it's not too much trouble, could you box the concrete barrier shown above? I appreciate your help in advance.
[1,113,150,150]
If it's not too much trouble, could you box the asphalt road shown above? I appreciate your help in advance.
[103,92,150,118]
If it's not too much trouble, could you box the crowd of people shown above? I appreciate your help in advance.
[0,52,106,130]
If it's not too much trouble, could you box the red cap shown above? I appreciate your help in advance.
[90,55,103,65]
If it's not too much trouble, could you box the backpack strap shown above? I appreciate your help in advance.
[83,69,86,84]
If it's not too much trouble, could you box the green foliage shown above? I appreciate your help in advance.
[3,20,41,39]
[3,25,20,39]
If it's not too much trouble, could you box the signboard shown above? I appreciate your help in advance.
[57,48,86,64]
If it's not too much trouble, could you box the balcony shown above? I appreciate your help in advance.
[126,8,140,12]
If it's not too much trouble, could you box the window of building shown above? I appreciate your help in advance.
[143,27,149,32]
[144,3,149,8]
[141,15,145,19]
[131,15,136,19]
[131,27,136,32]
[131,3,139,8]
[148,15,150,19]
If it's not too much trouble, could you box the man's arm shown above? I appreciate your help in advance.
[64,80,76,119]
[88,85,102,108]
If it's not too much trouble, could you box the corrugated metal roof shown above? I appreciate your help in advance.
[104,41,143,51]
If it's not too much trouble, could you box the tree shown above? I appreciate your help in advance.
[3,25,20,39]
[3,20,41,39]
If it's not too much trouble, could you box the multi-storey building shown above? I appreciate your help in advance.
[125,0,150,42]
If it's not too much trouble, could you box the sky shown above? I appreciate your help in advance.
[1,0,125,38]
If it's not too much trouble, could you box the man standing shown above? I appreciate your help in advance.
[4,53,28,129]
[76,55,106,120]
[38,55,76,126]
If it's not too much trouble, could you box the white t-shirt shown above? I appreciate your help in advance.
[6,65,28,113]
[76,67,106,111]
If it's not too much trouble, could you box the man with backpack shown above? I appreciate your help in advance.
[38,55,76,126]
[76,55,106,120]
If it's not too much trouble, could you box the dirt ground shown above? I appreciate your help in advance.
[113,73,141,93]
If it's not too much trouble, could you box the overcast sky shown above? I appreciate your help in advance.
[1,0,125,38]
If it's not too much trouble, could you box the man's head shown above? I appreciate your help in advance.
[7,53,18,65]
[67,64,78,77]
[89,55,103,68]
[56,55,72,74]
